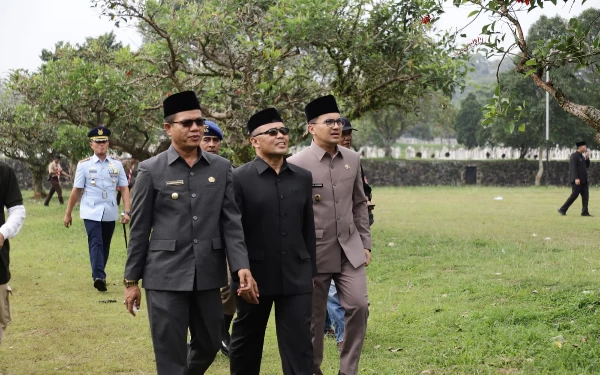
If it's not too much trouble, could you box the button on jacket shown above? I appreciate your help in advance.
[232,157,317,296]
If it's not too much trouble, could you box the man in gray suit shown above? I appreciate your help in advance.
[123,91,258,375]
[288,95,371,375]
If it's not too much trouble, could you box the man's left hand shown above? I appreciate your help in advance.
[364,249,371,266]
[237,269,259,304]
[120,213,130,224]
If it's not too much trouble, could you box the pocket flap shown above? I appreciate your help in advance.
[212,237,223,250]
[85,199,95,207]
[315,229,324,239]
[149,239,176,251]
[349,222,356,235]
[298,249,311,260]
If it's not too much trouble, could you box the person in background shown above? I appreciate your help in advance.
[558,141,592,216]
[116,158,137,206]
[0,161,26,344]
[44,154,70,206]
[63,126,131,292]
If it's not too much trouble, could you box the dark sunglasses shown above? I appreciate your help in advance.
[170,118,206,127]
[252,127,290,137]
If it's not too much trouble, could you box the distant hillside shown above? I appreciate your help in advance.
[453,53,514,105]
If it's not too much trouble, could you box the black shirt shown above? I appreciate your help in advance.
[232,157,317,296]
[0,162,24,284]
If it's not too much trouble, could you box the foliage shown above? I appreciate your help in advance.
[454,93,485,149]
[447,0,600,133]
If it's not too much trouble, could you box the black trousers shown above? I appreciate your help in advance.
[145,288,222,375]
[229,292,313,375]
[560,183,590,214]
[44,177,63,205]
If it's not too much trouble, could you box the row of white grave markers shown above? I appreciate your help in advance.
[289,145,599,161]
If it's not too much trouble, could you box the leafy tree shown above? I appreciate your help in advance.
[455,93,484,149]
[89,0,467,163]
[445,1,600,133]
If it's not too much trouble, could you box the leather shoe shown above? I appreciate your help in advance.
[94,278,107,292]
[582,213,593,217]
[557,209,566,216]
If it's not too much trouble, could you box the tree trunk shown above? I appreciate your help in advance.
[529,72,600,132]
[518,147,527,159]
[535,146,544,187]
[384,144,392,158]
[30,164,47,199]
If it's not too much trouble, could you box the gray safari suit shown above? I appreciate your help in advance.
[288,141,371,375]
[124,145,249,375]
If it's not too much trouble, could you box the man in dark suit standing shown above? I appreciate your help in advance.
[123,91,258,375]
[559,141,592,216]
[229,108,317,375]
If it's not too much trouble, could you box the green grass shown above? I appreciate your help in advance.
[2,187,600,374]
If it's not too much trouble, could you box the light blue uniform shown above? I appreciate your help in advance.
[74,155,128,221]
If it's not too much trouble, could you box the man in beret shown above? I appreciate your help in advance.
[558,140,592,216]
[44,154,70,206]
[123,91,257,375]
[198,119,235,356]
[229,108,317,374]
[288,95,371,375]
[64,126,131,292]
[201,120,224,155]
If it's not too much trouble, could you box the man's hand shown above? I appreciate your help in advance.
[124,285,142,317]
[575,179,581,186]
[586,151,590,159]
[0,233,4,248]
[237,269,259,304]
[120,213,131,224]
[364,249,371,266]
[64,213,72,228]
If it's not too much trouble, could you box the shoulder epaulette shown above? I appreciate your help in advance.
[79,157,91,163]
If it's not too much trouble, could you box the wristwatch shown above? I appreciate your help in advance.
[123,279,138,287]
[123,211,132,217]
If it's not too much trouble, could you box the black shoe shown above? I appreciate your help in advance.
[220,338,230,357]
[582,213,593,217]
[94,278,107,292]
[557,209,566,216]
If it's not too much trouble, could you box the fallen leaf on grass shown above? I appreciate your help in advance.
[553,341,563,348]
[531,233,537,237]
[374,345,381,349]
[532,290,538,294]
[388,242,395,247]
[583,290,592,294]
[544,237,551,240]
[389,348,403,352]
[421,370,434,375]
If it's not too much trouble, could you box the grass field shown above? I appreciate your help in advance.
[1,186,600,374]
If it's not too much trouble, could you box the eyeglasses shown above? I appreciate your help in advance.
[310,118,344,128]
[252,127,290,137]
[341,131,353,138]
[170,118,206,127]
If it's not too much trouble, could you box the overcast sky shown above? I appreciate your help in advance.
[0,0,596,78]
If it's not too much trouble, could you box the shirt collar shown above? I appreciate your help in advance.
[253,156,293,175]
[167,145,210,166]
[309,140,342,162]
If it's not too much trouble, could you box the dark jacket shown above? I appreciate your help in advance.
[124,146,249,291]
[232,157,317,296]
[569,151,590,184]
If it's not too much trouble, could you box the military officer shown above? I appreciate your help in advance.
[558,140,592,216]
[64,126,131,292]
[197,119,235,356]
[229,108,317,375]
[288,95,371,375]
[122,91,257,375]
[201,120,223,155]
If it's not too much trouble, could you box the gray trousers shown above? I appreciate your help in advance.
[146,288,223,375]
